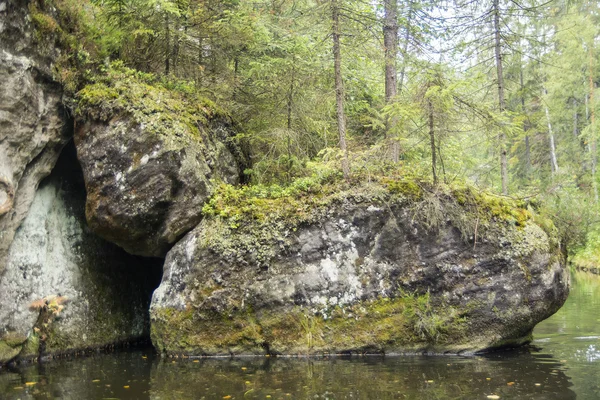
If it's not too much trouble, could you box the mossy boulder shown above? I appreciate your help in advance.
[150,180,568,355]
[74,64,244,257]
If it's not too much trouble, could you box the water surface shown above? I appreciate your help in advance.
[1,270,598,399]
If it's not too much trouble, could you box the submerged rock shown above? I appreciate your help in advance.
[74,67,243,257]
[150,182,569,355]
[0,145,162,365]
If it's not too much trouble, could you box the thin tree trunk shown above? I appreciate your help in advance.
[331,0,349,179]
[525,136,531,176]
[287,67,295,131]
[398,1,413,94]
[493,0,508,195]
[520,64,531,177]
[429,101,437,184]
[165,13,170,76]
[233,57,239,101]
[383,0,398,102]
[173,20,181,75]
[590,48,598,203]
[573,99,579,140]
[543,90,559,174]
[383,0,400,159]
[437,136,447,183]
[286,66,295,182]
[197,35,203,85]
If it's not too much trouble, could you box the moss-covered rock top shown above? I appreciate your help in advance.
[199,168,559,265]
[76,62,226,140]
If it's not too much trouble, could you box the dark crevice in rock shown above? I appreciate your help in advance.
[51,140,165,340]
[1,141,164,364]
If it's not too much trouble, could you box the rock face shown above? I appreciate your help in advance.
[74,116,240,257]
[150,185,569,355]
[0,0,71,278]
[0,144,162,364]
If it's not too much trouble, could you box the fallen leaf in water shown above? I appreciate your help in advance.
[25,382,37,386]
[535,383,541,386]
[124,385,130,389]
[142,356,147,359]
[193,360,199,363]
[426,380,434,383]
[223,396,232,399]
[487,396,500,399]
[486,378,491,381]
[92,380,100,383]
[242,367,247,370]
[13,386,24,390]
[507,382,515,386]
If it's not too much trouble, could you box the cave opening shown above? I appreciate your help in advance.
[43,140,164,351]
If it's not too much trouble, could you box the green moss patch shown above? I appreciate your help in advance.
[0,341,21,364]
[76,62,226,141]
[152,291,468,356]
[199,171,556,267]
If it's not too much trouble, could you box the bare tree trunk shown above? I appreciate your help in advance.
[573,99,579,139]
[383,0,400,160]
[165,13,170,76]
[233,57,239,101]
[398,1,413,94]
[383,0,398,102]
[197,35,203,85]
[520,64,531,178]
[590,48,598,203]
[429,100,437,184]
[543,90,559,174]
[286,66,296,182]
[287,67,295,131]
[493,0,508,195]
[331,0,349,179]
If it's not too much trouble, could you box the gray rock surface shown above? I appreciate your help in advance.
[0,0,71,278]
[0,145,162,364]
[150,189,569,355]
[74,116,241,257]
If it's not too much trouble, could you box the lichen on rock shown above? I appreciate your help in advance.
[150,178,569,356]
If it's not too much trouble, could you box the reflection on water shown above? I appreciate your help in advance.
[532,269,600,398]
[0,351,575,400]
[1,270,599,399]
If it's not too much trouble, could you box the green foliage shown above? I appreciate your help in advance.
[202,162,341,226]
[29,0,600,267]
[571,228,600,269]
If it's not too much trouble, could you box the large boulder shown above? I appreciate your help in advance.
[0,145,162,365]
[74,66,243,257]
[150,181,569,355]
[0,0,71,278]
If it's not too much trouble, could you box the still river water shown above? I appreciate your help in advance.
[1,270,599,400]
